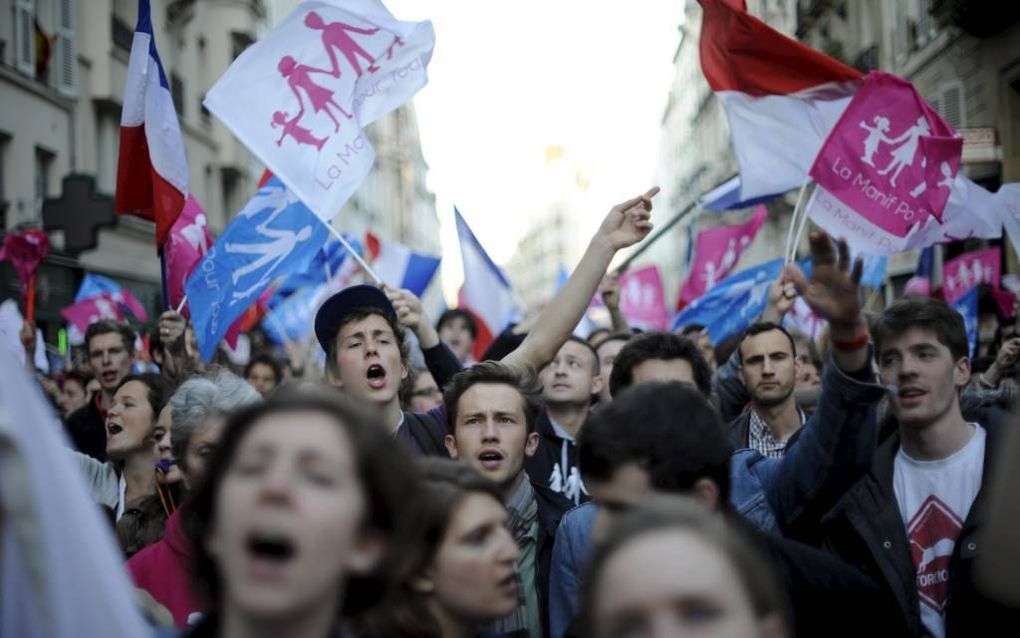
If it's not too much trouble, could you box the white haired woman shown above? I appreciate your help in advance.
[127,369,261,628]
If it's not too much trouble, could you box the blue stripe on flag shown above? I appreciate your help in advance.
[401,252,441,297]
[455,207,512,288]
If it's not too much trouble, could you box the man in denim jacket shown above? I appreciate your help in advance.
[549,231,887,637]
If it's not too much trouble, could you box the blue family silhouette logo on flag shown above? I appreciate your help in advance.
[185,176,329,361]
[672,258,786,344]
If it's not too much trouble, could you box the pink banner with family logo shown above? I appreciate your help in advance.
[809,72,962,239]
[679,205,766,306]
[61,293,125,335]
[620,264,668,330]
[204,0,434,223]
[942,247,1000,306]
[164,194,212,317]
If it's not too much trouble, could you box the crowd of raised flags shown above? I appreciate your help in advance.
[4,1,1020,637]
[0,0,1013,380]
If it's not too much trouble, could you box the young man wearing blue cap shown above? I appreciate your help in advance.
[313,187,659,456]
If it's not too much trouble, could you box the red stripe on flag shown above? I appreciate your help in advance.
[116,125,185,247]
[698,0,861,96]
[116,125,154,216]
[470,309,494,362]
[364,231,381,262]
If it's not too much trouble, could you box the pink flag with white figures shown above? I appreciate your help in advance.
[61,293,125,336]
[620,265,668,330]
[164,194,212,317]
[942,247,1000,305]
[807,72,965,254]
[679,205,766,306]
[204,0,434,222]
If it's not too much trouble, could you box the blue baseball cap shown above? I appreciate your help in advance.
[314,285,397,352]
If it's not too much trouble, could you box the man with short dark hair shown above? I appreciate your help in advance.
[526,337,603,512]
[436,308,478,365]
[732,321,804,457]
[443,361,556,637]
[548,381,901,638]
[680,322,717,372]
[600,231,883,540]
[65,320,137,460]
[608,331,714,398]
[821,296,1020,637]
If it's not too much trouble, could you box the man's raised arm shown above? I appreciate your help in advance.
[502,187,658,372]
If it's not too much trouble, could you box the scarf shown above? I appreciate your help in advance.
[485,475,538,636]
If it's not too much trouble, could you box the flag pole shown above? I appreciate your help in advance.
[784,179,812,263]
[319,219,381,285]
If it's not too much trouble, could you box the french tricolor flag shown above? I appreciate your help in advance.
[365,232,441,297]
[699,0,862,202]
[115,0,188,248]
[455,208,517,361]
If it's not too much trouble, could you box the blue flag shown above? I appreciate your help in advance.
[263,283,330,345]
[672,259,785,345]
[185,176,329,361]
[860,255,888,288]
[274,235,360,300]
[950,285,978,359]
[75,273,123,303]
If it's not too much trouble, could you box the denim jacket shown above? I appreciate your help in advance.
[548,502,597,638]
[725,351,886,540]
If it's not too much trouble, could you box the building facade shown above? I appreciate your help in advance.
[0,0,268,337]
[504,145,593,312]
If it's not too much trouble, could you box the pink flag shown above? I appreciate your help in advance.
[785,297,825,341]
[61,293,125,335]
[808,72,962,248]
[620,265,668,330]
[0,229,51,285]
[164,194,212,317]
[942,247,1000,305]
[679,205,766,307]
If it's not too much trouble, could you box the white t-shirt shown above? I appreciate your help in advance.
[894,424,985,638]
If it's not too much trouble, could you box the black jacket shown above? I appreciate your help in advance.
[820,406,1019,636]
[64,395,107,462]
[524,409,590,520]
[402,409,450,458]
[736,517,907,637]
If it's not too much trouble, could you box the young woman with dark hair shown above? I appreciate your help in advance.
[181,386,419,638]
[355,458,521,638]
[578,496,789,638]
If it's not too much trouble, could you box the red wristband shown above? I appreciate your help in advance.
[831,330,870,352]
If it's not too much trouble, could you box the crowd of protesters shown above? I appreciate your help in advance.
[3,188,1020,638]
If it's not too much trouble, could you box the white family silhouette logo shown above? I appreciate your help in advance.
[222,184,315,304]
[702,235,752,291]
[858,114,952,197]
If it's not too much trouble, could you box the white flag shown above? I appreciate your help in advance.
[204,0,434,221]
